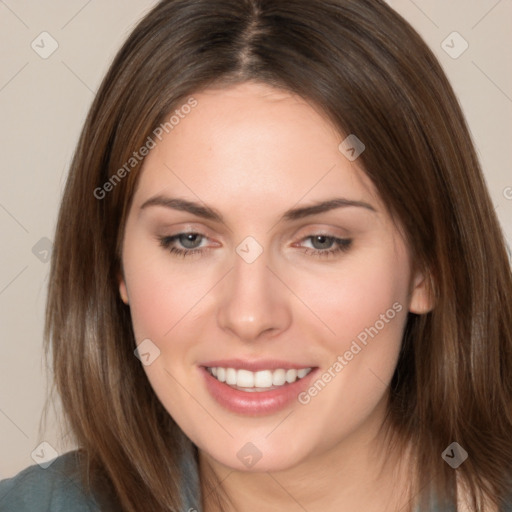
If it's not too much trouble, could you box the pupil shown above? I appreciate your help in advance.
[312,235,333,249]
[180,233,201,249]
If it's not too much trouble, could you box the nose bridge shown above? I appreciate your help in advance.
[216,241,290,340]
[231,247,270,301]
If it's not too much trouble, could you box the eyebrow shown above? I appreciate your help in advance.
[139,195,376,222]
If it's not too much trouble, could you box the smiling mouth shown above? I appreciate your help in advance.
[205,366,313,392]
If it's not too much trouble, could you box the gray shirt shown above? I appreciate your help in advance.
[0,450,201,512]
[1,451,511,511]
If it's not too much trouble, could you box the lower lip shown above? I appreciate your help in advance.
[200,366,318,415]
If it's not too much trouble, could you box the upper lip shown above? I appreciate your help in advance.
[200,359,316,372]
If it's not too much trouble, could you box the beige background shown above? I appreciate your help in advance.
[0,0,511,478]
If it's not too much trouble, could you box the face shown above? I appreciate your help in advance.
[118,81,431,473]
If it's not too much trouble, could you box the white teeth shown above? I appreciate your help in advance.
[272,369,286,386]
[237,369,254,387]
[217,367,226,382]
[285,369,298,383]
[226,368,237,385]
[297,368,310,378]
[254,370,273,387]
[207,366,312,391]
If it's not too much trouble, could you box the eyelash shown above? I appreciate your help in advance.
[157,233,352,259]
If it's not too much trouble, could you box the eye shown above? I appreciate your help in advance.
[298,235,352,258]
[157,232,352,259]
[309,235,336,250]
[158,232,209,257]
[175,233,203,249]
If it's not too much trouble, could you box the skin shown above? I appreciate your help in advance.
[118,81,434,511]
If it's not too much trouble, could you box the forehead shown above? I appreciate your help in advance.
[132,81,381,213]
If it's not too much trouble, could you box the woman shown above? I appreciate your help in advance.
[1,0,511,510]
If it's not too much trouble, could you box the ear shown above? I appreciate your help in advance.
[118,272,129,305]
[409,270,435,314]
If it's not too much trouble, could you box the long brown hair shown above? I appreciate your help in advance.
[44,0,512,510]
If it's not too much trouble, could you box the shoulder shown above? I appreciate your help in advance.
[0,450,101,512]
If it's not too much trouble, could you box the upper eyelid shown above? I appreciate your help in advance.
[161,222,351,237]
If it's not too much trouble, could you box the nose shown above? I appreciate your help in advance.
[216,246,292,342]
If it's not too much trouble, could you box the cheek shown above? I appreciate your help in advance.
[291,245,410,350]
[126,274,174,341]
[290,248,409,442]
[124,248,210,343]
[122,251,208,422]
